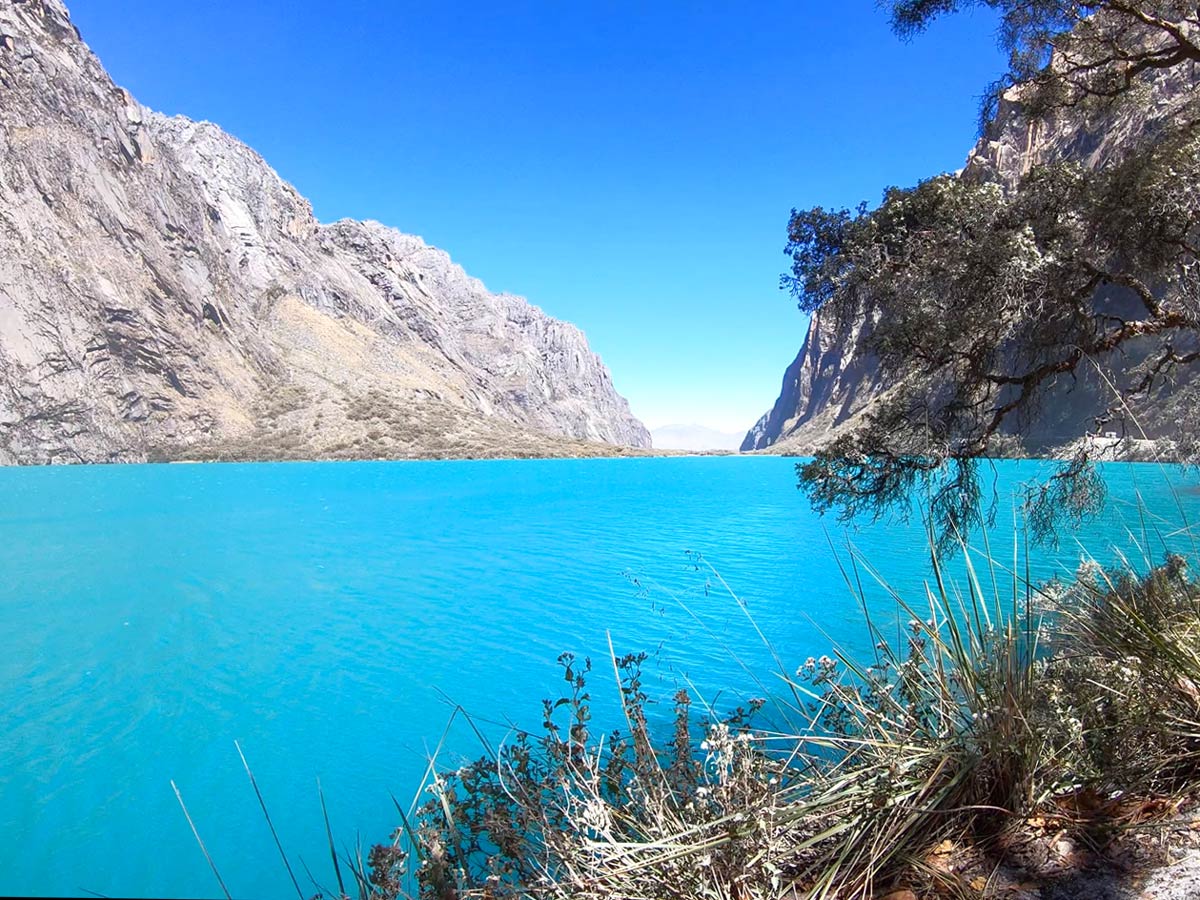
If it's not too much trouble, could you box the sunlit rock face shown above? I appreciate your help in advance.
[745,60,1198,457]
[0,0,649,464]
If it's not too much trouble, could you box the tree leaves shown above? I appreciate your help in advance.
[790,5,1200,543]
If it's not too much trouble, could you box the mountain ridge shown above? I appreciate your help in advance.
[0,0,650,464]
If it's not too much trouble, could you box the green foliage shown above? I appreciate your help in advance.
[778,205,862,313]
[788,69,1200,543]
[889,2,1200,125]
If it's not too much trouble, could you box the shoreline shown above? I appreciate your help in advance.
[0,444,1190,469]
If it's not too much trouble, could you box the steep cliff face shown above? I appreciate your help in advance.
[744,58,1199,455]
[741,313,878,452]
[0,0,649,464]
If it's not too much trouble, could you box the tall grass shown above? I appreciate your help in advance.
[334,517,1200,900]
[172,502,1200,899]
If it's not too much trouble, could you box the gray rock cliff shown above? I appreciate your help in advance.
[745,56,1199,456]
[0,0,650,464]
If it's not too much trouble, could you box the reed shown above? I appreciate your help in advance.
[172,495,1200,898]
[352,513,1200,899]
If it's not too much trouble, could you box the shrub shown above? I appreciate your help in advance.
[231,543,1195,900]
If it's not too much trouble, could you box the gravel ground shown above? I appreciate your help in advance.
[889,800,1200,899]
[1129,849,1200,899]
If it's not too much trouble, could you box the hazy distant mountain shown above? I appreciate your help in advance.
[651,425,744,452]
[0,0,650,464]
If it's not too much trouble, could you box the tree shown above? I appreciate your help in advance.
[792,1,1200,544]
[893,1,1200,124]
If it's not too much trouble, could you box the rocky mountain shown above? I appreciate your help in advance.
[744,57,1198,456]
[0,0,650,465]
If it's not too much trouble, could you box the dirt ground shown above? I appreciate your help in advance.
[882,795,1200,899]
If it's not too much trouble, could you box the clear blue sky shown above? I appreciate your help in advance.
[69,0,1004,434]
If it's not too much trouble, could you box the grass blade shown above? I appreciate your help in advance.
[235,740,304,900]
[170,779,232,900]
[318,777,347,899]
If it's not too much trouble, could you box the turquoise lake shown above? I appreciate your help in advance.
[3,457,1199,899]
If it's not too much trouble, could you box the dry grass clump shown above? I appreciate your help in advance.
[1037,553,1200,795]
[337,534,1200,900]
[175,524,1200,900]
[364,650,786,900]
